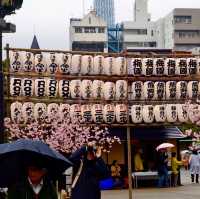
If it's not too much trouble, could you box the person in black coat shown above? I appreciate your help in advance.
[157,150,169,188]
[70,142,109,199]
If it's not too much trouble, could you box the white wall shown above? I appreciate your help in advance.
[163,11,174,49]
[69,11,107,50]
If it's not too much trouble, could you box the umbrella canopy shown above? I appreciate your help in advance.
[156,143,175,151]
[0,139,72,187]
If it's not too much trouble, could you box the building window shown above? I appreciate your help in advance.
[131,29,147,35]
[75,27,82,33]
[137,29,147,35]
[176,30,200,38]
[151,30,154,37]
[89,17,91,24]
[84,27,96,33]
[174,16,192,24]
[98,27,105,33]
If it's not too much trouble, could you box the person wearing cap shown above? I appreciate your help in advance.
[7,164,58,199]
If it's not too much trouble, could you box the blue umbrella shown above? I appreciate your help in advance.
[0,139,72,187]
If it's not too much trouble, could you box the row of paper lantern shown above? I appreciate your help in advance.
[10,78,200,100]
[10,102,191,124]
[10,51,199,76]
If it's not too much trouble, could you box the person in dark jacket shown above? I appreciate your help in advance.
[157,150,169,188]
[7,165,57,199]
[70,142,109,199]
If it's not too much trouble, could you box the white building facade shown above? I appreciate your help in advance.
[122,0,200,51]
[122,0,159,50]
[69,11,108,52]
[163,9,200,51]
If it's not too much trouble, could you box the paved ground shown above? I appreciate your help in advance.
[102,170,200,199]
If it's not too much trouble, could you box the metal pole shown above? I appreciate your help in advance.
[0,27,4,143]
[127,127,132,199]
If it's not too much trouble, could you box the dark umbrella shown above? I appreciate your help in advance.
[0,139,72,187]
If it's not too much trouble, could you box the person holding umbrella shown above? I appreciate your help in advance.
[156,143,174,188]
[0,139,72,199]
[7,162,58,199]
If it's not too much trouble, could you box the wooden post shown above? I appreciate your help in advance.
[127,127,132,199]
[0,28,4,143]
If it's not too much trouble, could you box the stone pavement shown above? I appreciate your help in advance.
[102,170,200,199]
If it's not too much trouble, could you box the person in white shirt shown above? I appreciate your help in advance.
[8,164,58,199]
[189,150,200,183]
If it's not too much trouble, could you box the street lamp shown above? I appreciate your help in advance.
[0,0,23,143]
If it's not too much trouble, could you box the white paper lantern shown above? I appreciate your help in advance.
[143,81,154,100]
[130,58,143,76]
[59,80,70,98]
[81,104,92,123]
[91,104,104,123]
[10,78,22,97]
[81,80,92,99]
[188,104,199,122]
[166,104,177,123]
[34,103,47,121]
[166,81,176,100]
[70,80,81,99]
[187,81,199,99]
[142,58,154,76]
[59,104,70,120]
[131,81,144,100]
[59,53,71,74]
[22,102,34,123]
[93,55,104,75]
[153,58,165,76]
[176,81,187,100]
[154,105,166,123]
[92,80,104,99]
[22,52,34,72]
[11,102,23,123]
[164,58,176,76]
[103,82,115,100]
[103,104,115,123]
[47,103,59,118]
[116,104,127,123]
[22,78,34,97]
[47,53,59,74]
[131,105,143,123]
[177,104,188,123]
[46,79,58,98]
[176,58,188,75]
[104,57,114,75]
[154,82,165,100]
[116,80,127,100]
[198,59,200,75]
[187,58,198,75]
[10,51,22,72]
[35,54,47,73]
[113,57,126,76]
[81,55,93,75]
[70,104,82,119]
[142,105,154,123]
[71,55,81,74]
[35,79,46,97]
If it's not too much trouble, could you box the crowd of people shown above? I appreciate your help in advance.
[109,147,200,189]
[1,142,200,199]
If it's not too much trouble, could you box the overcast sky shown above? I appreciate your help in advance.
[2,0,200,51]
